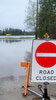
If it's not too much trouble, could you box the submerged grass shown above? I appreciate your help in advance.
[0,37,35,40]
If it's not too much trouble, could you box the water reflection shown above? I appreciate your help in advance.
[0,39,32,78]
[0,39,21,43]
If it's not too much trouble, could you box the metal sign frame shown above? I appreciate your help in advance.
[31,39,56,83]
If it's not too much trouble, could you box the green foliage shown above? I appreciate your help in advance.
[38,0,56,38]
[25,0,56,38]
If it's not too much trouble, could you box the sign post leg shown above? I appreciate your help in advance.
[21,62,31,96]
[42,82,50,100]
[43,88,50,100]
[24,64,30,96]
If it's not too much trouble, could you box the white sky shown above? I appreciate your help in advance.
[0,0,28,31]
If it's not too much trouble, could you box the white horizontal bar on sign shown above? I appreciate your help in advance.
[36,53,56,57]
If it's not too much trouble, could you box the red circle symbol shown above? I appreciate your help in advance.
[35,42,56,68]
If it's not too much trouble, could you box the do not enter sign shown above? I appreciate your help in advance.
[31,40,56,82]
[35,42,56,68]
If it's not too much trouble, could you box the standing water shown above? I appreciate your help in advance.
[0,39,32,78]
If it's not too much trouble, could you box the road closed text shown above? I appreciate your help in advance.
[36,70,56,81]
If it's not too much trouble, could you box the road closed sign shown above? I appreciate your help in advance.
[31,40,56,82]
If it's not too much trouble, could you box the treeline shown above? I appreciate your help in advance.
[25,0,56,39]
[0,28,34,36]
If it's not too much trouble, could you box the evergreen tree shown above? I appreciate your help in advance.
[38,0,56,38]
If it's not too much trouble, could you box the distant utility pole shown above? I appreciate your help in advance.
[35,0,38,39]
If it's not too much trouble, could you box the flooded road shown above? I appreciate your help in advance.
[0,39,32,78]
[0,39,56,100]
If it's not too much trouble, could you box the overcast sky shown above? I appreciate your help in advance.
[0,0,28,30]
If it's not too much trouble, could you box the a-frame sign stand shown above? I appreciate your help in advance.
[21,62,55,100]
[21,33,55,100]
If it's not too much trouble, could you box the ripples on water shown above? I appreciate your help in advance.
[0,39,32,78]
